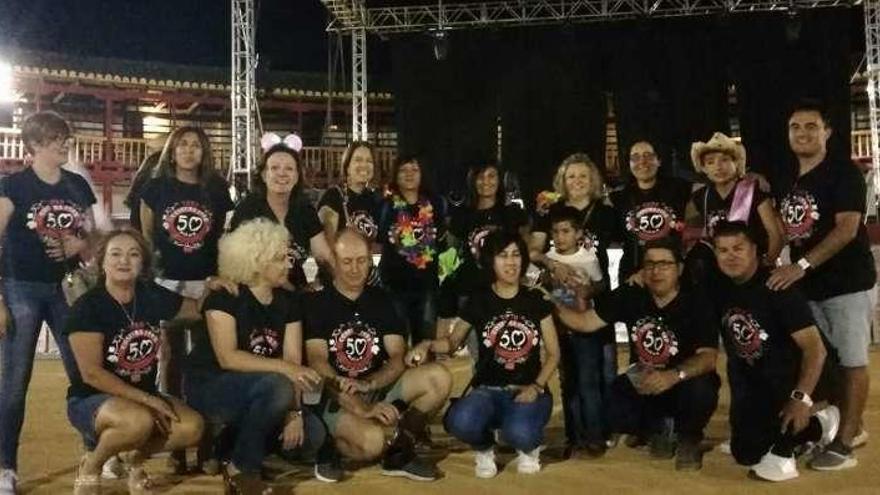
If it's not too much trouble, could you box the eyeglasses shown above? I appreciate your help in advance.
[643,260,677,271]
[630,152,657,162]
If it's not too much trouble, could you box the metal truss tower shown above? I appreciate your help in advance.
[322,1,370,141]
[865,0,880,210]
[231,0,257,197]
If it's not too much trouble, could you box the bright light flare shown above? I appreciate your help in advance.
[0,62,16,103]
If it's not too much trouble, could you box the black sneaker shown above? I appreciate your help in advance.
[675,441,703,471]
[649,432,678,459]
[314,461,344,483]
[381,456,439,482]
[582,442,608,458]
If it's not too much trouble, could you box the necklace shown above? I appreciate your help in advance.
[114,292,137,326]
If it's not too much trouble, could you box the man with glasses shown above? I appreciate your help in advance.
[556,237,720,471]
[610,141,692,282]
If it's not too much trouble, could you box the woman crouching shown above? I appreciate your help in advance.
[183,219,332,495]
[66,229,204,494]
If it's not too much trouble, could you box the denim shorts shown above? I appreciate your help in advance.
[809,289,873,368]
[67,393,113,450]
[320,379,405,433]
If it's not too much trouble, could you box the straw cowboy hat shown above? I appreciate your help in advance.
[690,132,747,177]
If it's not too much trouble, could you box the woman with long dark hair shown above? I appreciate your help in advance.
[0,111,99,494]
[65,229,204,494]
[317,141,381,245]
[378,155,446,344]
[231,142,334,290]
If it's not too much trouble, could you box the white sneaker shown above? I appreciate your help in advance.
[515,447,541,474]
[474,448,497,479]
[0,469,17,495]
[718,439,732,455]
[101,455,126,480]
[852,429,869,449]
[751,451,799,482]
[815,405,840,448]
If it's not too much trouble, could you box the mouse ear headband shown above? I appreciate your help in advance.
[260,132,303,153]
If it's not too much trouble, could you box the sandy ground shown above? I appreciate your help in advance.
[14,349,880,494]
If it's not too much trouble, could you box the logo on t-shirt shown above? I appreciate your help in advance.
[481,309,541,370]
[706,209,728,237]
[162,201,213,253]
[26,199,86,242]
[780,190,820,242]
[106,322,160,384]
[625,202,682,242]
[580,229,600,251]
[289,240,308,263]
[328,315,382,378]
[247,327,282,358]
[347,210,378,241]
[722,307,769,363]
[630,316,679,367]
[467,225,499,261]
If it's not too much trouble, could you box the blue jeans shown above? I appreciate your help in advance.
[0,279,79,470]
[184,370,327,474]
[559,331,617,446]
[389,285,438,344]
[444,386,553,452]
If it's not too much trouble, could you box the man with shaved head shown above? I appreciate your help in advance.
[304,229,452,481]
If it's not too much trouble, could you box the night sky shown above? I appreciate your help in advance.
[0,0,378,73]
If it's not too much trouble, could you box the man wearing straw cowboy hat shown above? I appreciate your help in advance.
[768,98,875,471]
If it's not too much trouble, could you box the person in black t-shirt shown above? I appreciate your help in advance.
[556,238,719,471]
[317,141,381,245]
[528,153,617,457]
[685,132,784,288]
[408,230,560,478]
[437,162,529,353]
[304,229,451,482]
[0,111,99,486]
[378,155,447,344]
[230,143,335,290]
[125,151,161,231]
[64,229,204,493]
[711,221,839,481]
[609,140,691,283]
[183,219,336,492]
[769,100,876,470]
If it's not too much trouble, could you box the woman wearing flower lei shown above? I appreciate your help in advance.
[378,156,447,344]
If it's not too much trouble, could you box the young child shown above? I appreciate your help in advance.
[543,207,603,312]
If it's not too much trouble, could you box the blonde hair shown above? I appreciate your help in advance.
[218,219,290,285]
[552,153,604,201]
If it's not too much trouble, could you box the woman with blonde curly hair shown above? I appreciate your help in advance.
[183,219,337,494]
[528,152,617,457]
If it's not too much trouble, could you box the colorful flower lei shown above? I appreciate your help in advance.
[388,193,437,269]
[536,190,562,215]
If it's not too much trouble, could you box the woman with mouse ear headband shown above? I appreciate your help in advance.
[230,133,335,291]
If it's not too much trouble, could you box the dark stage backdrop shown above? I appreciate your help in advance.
[389,9,856,203]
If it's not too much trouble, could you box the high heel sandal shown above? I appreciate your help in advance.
[73,456,102,495]
[222,464,273,495]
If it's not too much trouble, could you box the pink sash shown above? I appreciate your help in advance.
[727,177,756,223]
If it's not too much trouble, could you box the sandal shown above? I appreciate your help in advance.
[73,456,102,495]
[126,465,154,495]
[222,464,273,495]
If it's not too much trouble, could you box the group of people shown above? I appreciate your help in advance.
[0,97,872,494]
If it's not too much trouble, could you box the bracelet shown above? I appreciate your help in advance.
[287,409,303,419]
[532,382,545,393]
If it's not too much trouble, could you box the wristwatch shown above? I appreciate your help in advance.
[790,390,813,408]
[796,257,812,271]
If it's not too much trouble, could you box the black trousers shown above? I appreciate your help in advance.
[608,371,720,443]
[728,367,822,465]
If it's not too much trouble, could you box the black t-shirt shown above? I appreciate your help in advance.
[448,202,529,291]
[778,158,876,300]
[532,201,617,282]
[304,285,404,379]
[378,193,447,291]
[594,284,718,369]
[714,269,814,390]
[461,287,553,387]
[231,193,323,288]
[318,186,382,242]
[64,282,182,398]
[610,178,691,280]
[692,179,771,253]
[0,168,96,282]
[189,286,303,371]
[140,176,234,281]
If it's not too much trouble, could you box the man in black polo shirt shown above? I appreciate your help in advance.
[556,238,720,471]
[769,99,876,470]
[712,221,840,481]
